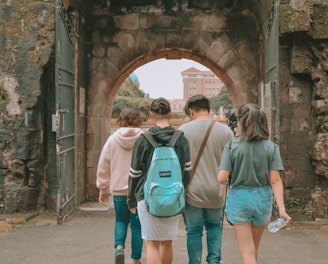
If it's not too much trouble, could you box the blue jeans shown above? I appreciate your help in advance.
[183,203,224,264]
[114,195,143,260]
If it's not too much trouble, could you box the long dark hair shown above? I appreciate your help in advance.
[237,103,269,141]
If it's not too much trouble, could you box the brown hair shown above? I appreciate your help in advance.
[150,98,171,119]
[237,103,269,141]
[117,108,145,127]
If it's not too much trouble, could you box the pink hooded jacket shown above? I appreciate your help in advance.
[96,127,144,196]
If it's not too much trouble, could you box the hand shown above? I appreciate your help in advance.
[280,210,292,225]
[99,193,109,204]
[130,208,137,214]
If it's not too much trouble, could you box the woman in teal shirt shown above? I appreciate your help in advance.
[218,103,291,264]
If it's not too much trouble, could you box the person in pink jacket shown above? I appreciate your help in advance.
[97,108,145,264]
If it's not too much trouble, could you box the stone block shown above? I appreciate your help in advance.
[91,43,106,58]
[206,34,232,63]
[280,85,289,103]
[135,31,165,54]
[86,168,98,198]
[113,14,140,30]
[190,15,225,32]
[117,32,138,58]
[87,132,107,152]
[142,15,178,29]
[280,4,311,34]
[288,86,303,104]
[87,103,106,117]
[292,103,311,117]
[284,170,298,188]
[279,142,288,160]
[291,117,310,132]
[91,31,102,43]
[87,116,104,134]
[284,131,309,144]
[87,77,112,104]
[312,5,328,39]
[106,46,129,69]
[297,170,316,188]
[165,32,182,47]
[290,41,312,74]
[87,150,101,168]
[288,187,312,200]
[287,138,310,160]
[217,49,240,70]
[311,99,328,115]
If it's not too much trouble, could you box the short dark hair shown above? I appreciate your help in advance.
[184,95,210,116]
[150,97,171,117]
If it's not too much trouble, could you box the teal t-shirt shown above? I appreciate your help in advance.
[219,138,284,187]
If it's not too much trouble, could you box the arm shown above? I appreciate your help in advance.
[270,170,292,224]
[128,137,144,211]
[96,139,111,204]
[180,136,192,188]
[217,169,231,184]
[217,142,232,184]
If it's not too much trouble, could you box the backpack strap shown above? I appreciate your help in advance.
[143,132,158,148]
[228,139,233,186]
[168,130,183,147]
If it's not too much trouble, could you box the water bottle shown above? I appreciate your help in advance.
[267,217,286,233]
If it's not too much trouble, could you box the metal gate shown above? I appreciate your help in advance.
[55,0,75,224]
[263,0,280,144]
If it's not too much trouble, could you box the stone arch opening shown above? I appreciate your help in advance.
[109,49,237,115]
[86,5,263,197]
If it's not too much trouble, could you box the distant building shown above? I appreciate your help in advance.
[129,72,139,84]
[168,98,187,114]
[181,67,224,99]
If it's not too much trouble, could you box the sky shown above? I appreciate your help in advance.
[133,58,210,99]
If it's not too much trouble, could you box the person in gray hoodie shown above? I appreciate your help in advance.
[97,108,145,264]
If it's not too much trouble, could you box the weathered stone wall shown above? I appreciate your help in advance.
[0,0,56,213]
[280,0,328,218]
[85,1,264,198]
[0,0,327,219]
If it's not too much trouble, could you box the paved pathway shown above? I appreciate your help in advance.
[1,203,328,264]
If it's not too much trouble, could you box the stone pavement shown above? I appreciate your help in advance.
[1,202,328,264]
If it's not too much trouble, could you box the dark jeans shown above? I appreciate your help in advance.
[114,195,143,260]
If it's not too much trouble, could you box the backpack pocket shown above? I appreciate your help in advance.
[145,182,185,217]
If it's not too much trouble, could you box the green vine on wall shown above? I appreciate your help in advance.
[285,197,313,217]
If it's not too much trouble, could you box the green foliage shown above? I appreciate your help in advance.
[112,77,150,118]
[118,78,145,98]
[172,112,187,119]
[285,197,313,217]
[112,96,152,118]
[209,86,232,113]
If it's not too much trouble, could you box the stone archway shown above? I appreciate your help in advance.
[86,8,263,197]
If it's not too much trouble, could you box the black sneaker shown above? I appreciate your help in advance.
[115,248,124,264]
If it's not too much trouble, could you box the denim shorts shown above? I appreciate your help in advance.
[226,185,273,226]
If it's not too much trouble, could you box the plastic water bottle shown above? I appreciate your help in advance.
[267,217,286,233]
